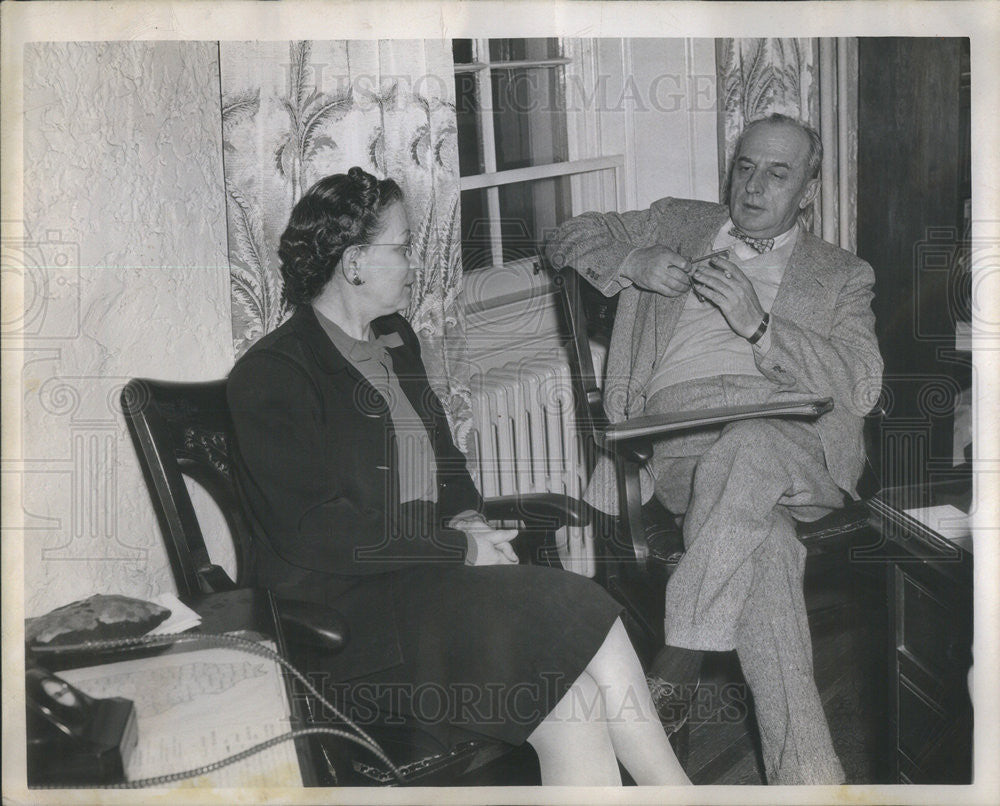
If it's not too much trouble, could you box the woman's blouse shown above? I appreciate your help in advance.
[313,306,437,504]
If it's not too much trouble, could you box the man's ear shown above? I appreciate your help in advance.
[799,177,821,209]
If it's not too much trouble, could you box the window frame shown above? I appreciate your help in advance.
[454,38,625,269]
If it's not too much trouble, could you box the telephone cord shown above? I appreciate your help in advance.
[32,630,403,785]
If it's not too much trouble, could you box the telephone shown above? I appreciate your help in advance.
[24,630,401,787]
[26,666,137,786]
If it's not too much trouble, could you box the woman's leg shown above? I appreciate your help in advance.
[584,618,691,785]
[526,671,622,785]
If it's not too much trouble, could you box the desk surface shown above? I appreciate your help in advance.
[868,471,973,581]
[35,589,315,788]
[874,475,972,516]
[867,473,974,563]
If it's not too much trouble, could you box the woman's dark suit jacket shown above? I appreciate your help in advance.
[227,305,482,680]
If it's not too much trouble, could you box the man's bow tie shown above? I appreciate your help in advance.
[728,227,775,254]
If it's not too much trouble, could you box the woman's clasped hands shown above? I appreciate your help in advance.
[450,513,519,566]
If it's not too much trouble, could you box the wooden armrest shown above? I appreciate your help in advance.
[197,563,239,593]
[603,398,833,449]
[277,599,349,655]
[481,492,588,529]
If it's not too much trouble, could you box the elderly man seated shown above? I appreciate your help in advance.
[546,113,883,784]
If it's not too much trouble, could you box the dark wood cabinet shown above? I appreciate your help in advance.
[867,479,973,783]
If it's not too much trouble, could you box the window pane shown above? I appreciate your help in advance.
[498,177,571,265]
[459,188,492,271]
[454,71,484,176]
[491,66,568,170]
[488,38,561,62]
[460,178,571,272]
[452,39,474,64]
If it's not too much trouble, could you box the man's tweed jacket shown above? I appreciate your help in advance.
[546,197,883,500]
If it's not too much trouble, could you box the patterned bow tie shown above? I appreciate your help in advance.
[728,227,775,253]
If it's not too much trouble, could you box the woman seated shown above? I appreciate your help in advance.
[227,167,690,786]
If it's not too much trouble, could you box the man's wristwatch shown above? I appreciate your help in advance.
[746,312,770,345]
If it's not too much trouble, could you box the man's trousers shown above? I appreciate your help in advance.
[648,375,846,785]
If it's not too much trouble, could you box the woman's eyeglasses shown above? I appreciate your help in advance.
[367,239,415,259]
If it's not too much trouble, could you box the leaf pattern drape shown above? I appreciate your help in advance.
[220,40,474,446]
[716,38,859,251]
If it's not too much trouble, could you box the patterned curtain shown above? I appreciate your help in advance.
[716,38,859,252]
[220,40,474,446]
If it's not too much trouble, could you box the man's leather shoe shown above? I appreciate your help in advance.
[646,675,699,735]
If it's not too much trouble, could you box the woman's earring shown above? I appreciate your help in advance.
[345,249,364,285]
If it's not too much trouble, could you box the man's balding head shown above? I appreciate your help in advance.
[727,114,822,239]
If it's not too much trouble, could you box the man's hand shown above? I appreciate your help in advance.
[691,257,766,338]
[622,246,693,297]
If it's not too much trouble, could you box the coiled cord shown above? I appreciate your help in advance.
[32,631,403,786]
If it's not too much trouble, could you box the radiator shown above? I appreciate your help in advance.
[470,357,595,577]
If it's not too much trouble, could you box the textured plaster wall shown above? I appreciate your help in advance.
[20,42,234,617]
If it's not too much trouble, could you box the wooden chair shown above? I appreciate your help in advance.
[552,267,882,658]
[120,377,582,786]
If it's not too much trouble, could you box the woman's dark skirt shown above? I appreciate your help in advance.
[335,564,623,748]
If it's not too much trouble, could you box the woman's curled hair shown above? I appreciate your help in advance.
[278,167,403,306]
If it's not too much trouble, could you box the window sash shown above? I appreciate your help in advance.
[454,57,573,74]
[460,155,624,192]
[455,38,622,268]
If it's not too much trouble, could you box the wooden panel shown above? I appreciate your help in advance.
[858,38,963,356]
[897,675,972,784]
[857,38,971,485]
[897,569,954,681]
[888,558,973,784]
[897,676,948,771]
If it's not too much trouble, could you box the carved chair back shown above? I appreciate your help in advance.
[120,378,253,598]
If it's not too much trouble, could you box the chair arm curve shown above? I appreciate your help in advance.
[277,599,350,654]
[197,563,239,593]
[481,493,589,529]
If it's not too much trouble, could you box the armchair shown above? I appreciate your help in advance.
[552,267,882,657]
[120,377,580,785]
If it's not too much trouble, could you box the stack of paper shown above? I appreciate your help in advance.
[147,592,203,635]
[902,503,971,542]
